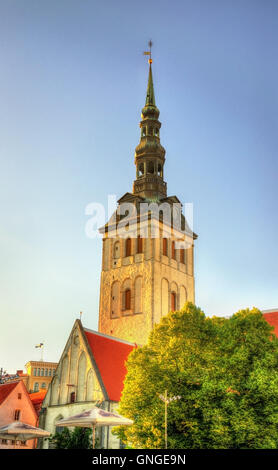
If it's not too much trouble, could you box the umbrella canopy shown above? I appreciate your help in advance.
[56,407,133,428]
[56,407,133,448]
[0,421,50,442]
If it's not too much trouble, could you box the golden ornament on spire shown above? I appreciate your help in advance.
[143,39,153,64]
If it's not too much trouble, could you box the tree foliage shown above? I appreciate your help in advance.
[115,302,278,449]
[48,427,95,449]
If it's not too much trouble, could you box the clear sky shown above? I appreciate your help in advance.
[0,0,277,372]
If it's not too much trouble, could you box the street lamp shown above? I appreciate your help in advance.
[158,390,181,449]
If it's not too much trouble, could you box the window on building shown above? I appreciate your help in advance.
[45,369,48,376]
[34,382,39,392]
[163,238,168,256]
[70,392,76,403]
[42,383,46,389]
[14,409,21,421]
[48,369,52,376]
[171,241,176,260]
[138,163,144,176]
[171,292,176,311]
[52,369,56,376]
[18,393,22,400]
[41,369,44,377]
[147,161,154,174]
[125,289,131,310]
[137,235,143,254]
[33,368,37,377]
[125,238,131,257]
[180,248,185,264]
[37,368,40,377]
[1,439,7,444]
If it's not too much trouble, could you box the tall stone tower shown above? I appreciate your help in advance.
[98,57,197,345]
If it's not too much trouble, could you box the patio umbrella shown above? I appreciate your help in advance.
[0,421,50,448]
[56,407,133,448]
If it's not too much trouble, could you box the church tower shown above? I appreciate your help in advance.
[98,52,197,345]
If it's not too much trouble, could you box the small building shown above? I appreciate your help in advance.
[1,362,58,394]
[39,319,135,449]
[25,361,58,393]
[0,381,38,449]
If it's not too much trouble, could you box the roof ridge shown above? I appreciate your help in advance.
[83,327,136,346]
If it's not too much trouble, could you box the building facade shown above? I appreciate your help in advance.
[25,361,57,393]
[0,381,38,449]
[98,62,197,345]
[39,320,135,449]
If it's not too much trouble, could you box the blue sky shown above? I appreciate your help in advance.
[0,0,277,372]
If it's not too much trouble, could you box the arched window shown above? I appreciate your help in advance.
[171,292,176,311]
[163,238,168,256]
[180,248,185,264]
[125,238,131,257]
[34,383,39,392]
[41,369,44,377]
[42,383,46,389]
[37,368,40,377]
[125,289,131,310]
[158,163,162,177]
[137,235,143,254]
[77,352,86,402]
[147,161,154,174]
[33,368,37,377]
[171,241,176,260]
[138,163,144,176]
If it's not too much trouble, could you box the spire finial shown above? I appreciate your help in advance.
[143,39,153,64]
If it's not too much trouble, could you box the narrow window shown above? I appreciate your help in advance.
[180,248,185,264]
[18,393,22,400]
[41,369,44,377]
[137,236,143,254]
[33,368,37,377]
[163,238,168,256]
[70,392,76,403]
[171,292,176,311]
[125,289,131,310]
[37,368,40,377]
[34,382,39,392]
[126,238,131,257]
[172,241,176,260]
[14,410,21,421]
[48,369,52,376]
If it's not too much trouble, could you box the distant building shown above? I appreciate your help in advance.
[39,319,135,449]
[1,362,58,394]
[25,361,58,393]
[0,381,38,449]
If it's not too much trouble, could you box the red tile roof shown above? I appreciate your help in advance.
[0,382,18,406]
[263,310,278,337]
[29,390,47,405]
[84,329,135,402]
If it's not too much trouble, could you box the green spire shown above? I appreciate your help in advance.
[145,63,156,107]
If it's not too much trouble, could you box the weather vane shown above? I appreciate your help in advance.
[143,40,153,64]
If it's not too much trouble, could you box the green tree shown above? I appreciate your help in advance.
[114,302,278,449]
[48,427,96,449]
